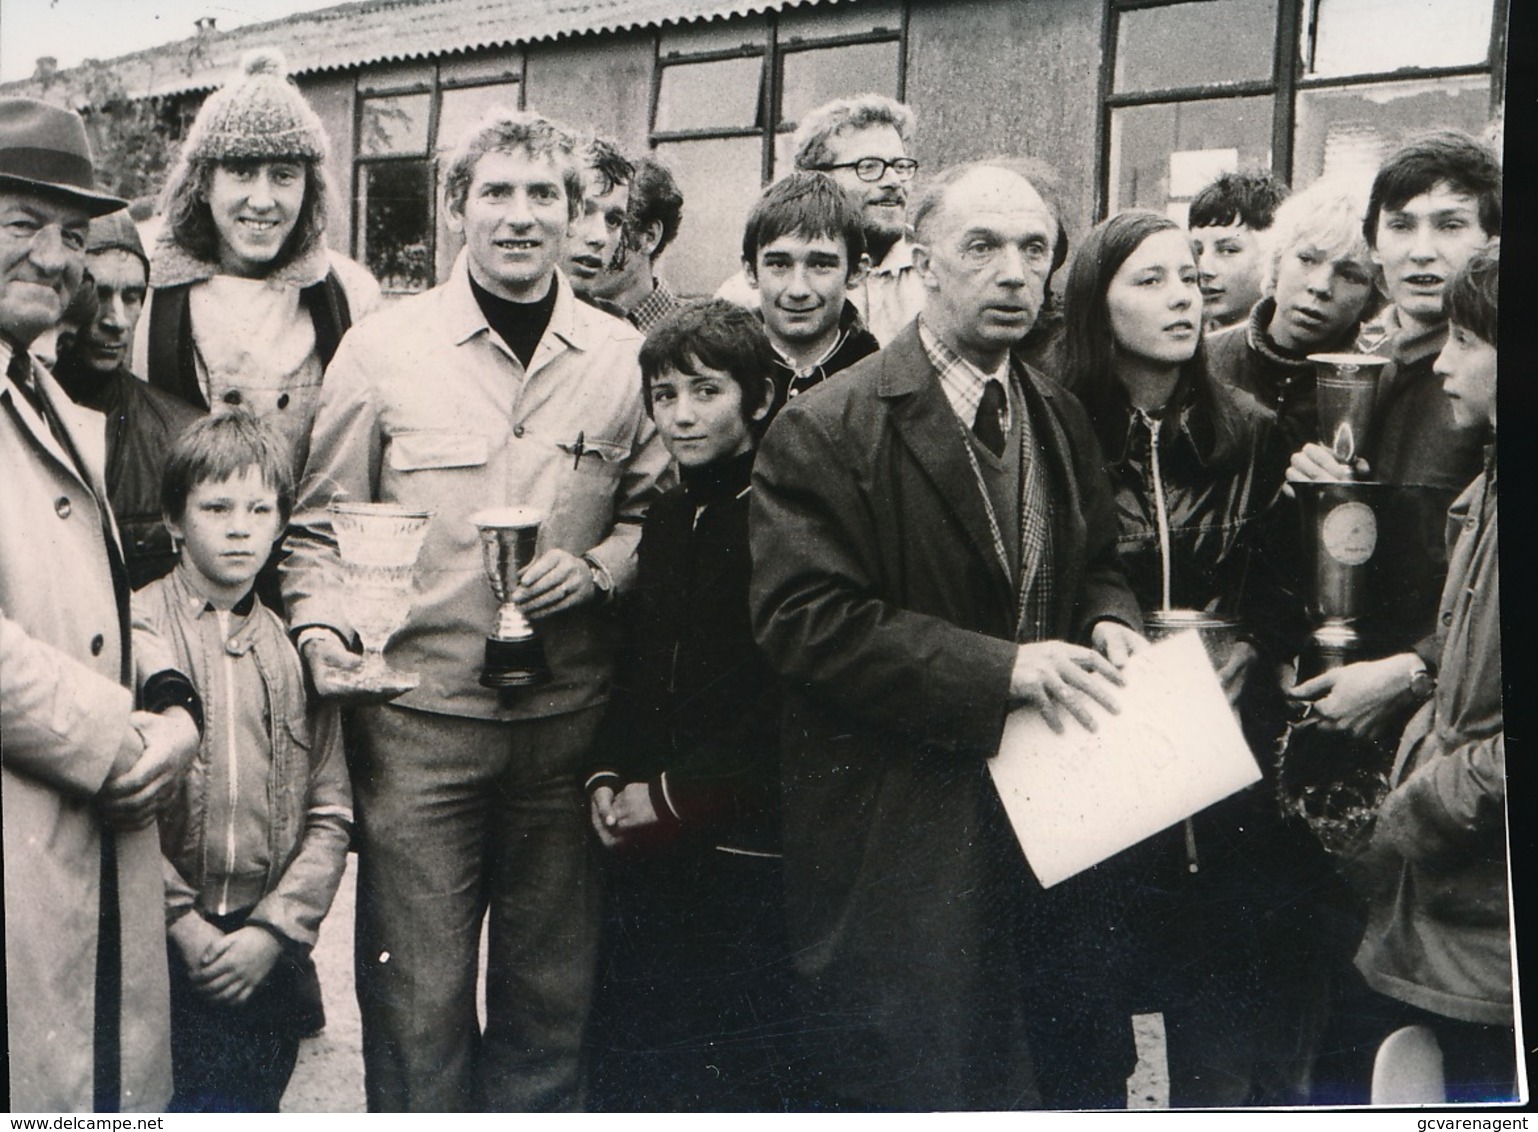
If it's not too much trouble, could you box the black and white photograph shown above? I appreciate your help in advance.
[0,0,1526,1115]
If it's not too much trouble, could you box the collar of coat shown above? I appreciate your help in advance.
[869,321,1076,605]
[150,232,333,289]
[441,251,611,363]
[1245,296,1360,371]
[1100,368,1221,471]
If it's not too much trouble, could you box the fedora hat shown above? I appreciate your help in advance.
[0,97,127,217]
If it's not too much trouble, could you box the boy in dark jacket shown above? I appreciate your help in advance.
[584,300,791,1111]
[741,172,879,420]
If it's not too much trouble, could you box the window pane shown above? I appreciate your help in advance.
[359,160,433,293]
[1109,96,1274,216]
[779,40,901,130]
[655,57,764,132]
[437,83,520,153]
[651,136,763,296]
[358,61,434,95]
[1310,0,1495,77]
[1115,0,1277,92]
[1293,74,1493,186]
[772,128,798,180]
[359,93,430,157]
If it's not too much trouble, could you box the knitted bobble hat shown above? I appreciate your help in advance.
[182,48,327,164]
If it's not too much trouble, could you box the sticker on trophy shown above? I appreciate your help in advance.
[1321,501,1377,566]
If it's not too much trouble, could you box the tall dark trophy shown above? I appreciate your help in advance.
[1292,352,1390,677]
[471,507,552,689]
[1280,352,1393,854]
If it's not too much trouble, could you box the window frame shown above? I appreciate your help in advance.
[1095,0,1506,219]
[351,57,526,293]
[648,6,908,184]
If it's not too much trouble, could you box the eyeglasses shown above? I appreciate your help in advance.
[815,157,920,183]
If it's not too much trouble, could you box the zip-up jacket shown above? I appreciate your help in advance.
[135,566,352,950]
[585,450,780,855]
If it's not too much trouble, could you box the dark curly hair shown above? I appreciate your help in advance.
[1364,130,1502,248]
[638,299,776,423]
[1188,169,1289,231]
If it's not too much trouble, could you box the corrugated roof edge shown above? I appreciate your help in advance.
[0,0,842,104]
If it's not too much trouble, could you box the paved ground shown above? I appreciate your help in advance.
[280,857,1170,1111]
[281,857,366,1112]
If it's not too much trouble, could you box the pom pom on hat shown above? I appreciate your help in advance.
[241,48,288,77]
[180,47,328,165]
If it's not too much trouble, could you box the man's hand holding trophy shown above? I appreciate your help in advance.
[304,501,433,703]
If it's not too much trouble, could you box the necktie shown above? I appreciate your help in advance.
[9,346,79,462]
[973,378,1006,457]
[7,344,40,408]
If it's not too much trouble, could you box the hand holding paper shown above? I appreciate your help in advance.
[990,630,1261,888]
[1008,640,1124,733]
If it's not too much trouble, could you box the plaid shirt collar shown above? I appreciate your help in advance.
[917,316,1011,434]
[627,279,680,334]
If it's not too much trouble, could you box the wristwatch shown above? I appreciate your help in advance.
[1407,660,1436,701]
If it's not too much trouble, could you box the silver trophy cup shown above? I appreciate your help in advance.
[1294,352,1390,675]
[470,507,552,689]
[328,501,434,692]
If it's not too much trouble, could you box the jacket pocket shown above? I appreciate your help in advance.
[388,431,490,471]
[270,709,314,846]
[554,435,627,477]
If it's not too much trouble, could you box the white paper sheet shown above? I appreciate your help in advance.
[987,629,1261,888]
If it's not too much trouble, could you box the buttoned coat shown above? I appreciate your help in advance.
[749,324,1141,1109]
[1,358,172,1112]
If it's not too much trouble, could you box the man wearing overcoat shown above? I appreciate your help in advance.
[1,97,199,1113]
[749,160,1144,1110]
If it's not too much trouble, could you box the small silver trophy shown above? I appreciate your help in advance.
[328,501,434,693]
[470,507,551,689]
[1142,608,1240,671]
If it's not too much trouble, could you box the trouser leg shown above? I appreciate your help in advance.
[351,704,497,1111]
[166,916,306,1112]
[478,705,604,1112]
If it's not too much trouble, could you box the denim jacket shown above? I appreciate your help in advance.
[134,566,352,949]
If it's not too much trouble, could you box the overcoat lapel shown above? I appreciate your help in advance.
[4,378,84,491]
[877,327,1015,610]
[7,360,126,555]
[1015,365,1089,634]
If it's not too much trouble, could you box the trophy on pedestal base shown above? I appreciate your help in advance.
[328,501,434,694]
[470,507,551,689]
[1291,353,1390,677]
[1279,353,1395,855]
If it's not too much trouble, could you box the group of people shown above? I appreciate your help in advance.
[0,41,1509,1116]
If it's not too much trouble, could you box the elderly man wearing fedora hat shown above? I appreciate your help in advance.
[1,96,202,1113]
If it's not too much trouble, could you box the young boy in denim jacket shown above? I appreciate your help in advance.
[583,300,793,1110]
[135,409,352,1111]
